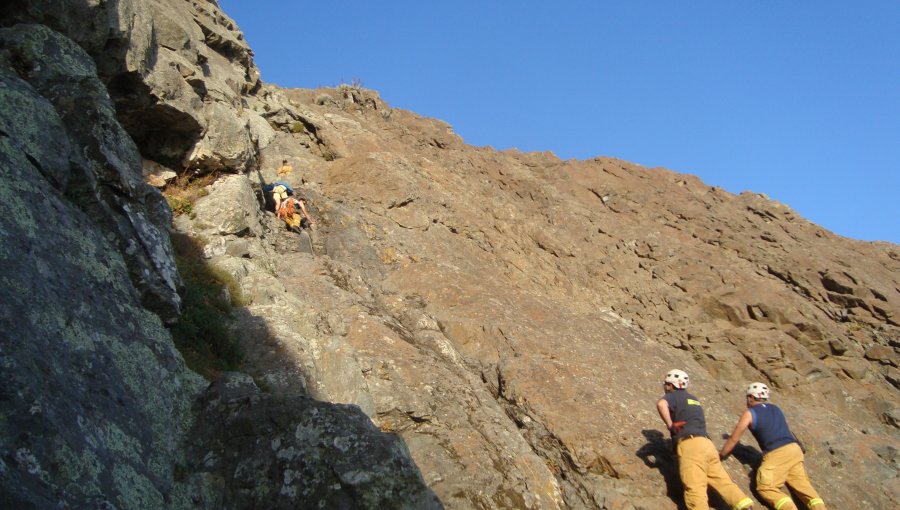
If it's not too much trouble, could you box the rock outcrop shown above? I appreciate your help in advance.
[0,3,439,509]
[1,0,267,175]
[0,22,181,321]
[1,1,898,509]
[0,23,200,508]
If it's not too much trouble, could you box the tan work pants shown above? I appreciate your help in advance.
[677,436,754,510]
[756,442,826,510]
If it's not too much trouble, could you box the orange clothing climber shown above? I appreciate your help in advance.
[277,196,314,230]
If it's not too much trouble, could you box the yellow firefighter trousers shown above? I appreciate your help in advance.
[756,442,826,510]
[677,436,754,510]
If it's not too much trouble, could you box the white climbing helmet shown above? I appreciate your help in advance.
[746,382,770,400]
[664,369,689,389]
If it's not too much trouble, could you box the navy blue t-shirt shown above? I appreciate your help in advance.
[663,390,708,440]
[749,403,796,453]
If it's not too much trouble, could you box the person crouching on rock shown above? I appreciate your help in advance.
[657,369,754,510]
[277,196,314,231]
[264,181,292,213]
[264,181,315,230]
[719,382,827,510]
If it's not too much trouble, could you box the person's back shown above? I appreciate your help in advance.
[720,383,826,510]
[662,389,707,440]
[748,403,795,454]
[657,369,753,510]
[264,182,293,212]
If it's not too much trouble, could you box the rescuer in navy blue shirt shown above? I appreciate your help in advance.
[719,382,826,510]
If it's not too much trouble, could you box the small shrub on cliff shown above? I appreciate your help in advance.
[162,172,216,216]
[169,232,243,378]
[339,78,364,90]
[322,147,339,161]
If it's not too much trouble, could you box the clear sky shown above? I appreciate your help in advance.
[219,1,899,244]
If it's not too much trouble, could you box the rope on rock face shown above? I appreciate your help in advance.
[288,225,314,254]
[304,229,314,254]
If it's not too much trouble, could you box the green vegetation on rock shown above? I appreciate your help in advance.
[169,232,243,379]
[163,173,215,217]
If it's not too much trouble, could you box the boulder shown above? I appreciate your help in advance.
[180,374,441,510]
[188,174,262,238]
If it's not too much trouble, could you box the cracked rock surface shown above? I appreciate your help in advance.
[1,1,898,509]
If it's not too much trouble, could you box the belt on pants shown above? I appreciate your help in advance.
[677,434,709,444]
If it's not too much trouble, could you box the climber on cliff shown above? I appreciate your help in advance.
[264,180,291,213]
[277,158,293,177]
[657,369,754,510]
[277,196,314,231]
[263,181,315,231]
[719,383,827,510]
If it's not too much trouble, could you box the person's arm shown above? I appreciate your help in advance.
[298,199,315,225]
[657,398,673,431]
[719,409,753,458]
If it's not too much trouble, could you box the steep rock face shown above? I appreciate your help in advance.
[176,82,899,509]
[0,24,203,508]
[0,22,182,320]
[0,5,441,510]
[2,1,898,510]
[1,0,267,174]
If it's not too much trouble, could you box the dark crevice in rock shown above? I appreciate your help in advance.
[766,266,813,298]
[488,370,599,509]
[186,77,208,99]
[380,315,418,347]
[388,197,414,209]
[107,72,202,168]
[821,273,855,294]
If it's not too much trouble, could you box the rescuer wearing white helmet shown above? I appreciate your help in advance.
[719,383,827,510]
[656,370,754,510]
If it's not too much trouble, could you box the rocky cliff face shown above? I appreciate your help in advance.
[2,1,898,509]
[0,2,438,509]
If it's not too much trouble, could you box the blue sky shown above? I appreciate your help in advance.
[220,1,899,244]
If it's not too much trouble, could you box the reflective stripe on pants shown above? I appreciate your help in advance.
[756,442,826,510]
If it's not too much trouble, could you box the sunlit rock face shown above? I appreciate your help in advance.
[192,83,898,509]
[1,1,898,509]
